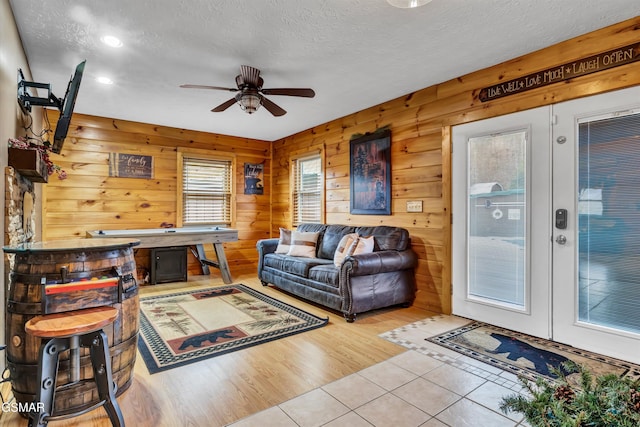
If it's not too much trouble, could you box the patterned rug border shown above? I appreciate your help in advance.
[427,321,640,383]
[138,284,329,374]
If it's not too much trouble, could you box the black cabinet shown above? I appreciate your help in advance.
[150,247,187,284]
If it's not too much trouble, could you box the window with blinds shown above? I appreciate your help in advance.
[182,157,232,225]
[292,155,322,226]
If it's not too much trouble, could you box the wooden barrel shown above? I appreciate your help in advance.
[3,238,140,416]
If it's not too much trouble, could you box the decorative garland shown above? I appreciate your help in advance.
[7,136,67,180]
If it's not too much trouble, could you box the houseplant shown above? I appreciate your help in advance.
[7,136,67,180]
[500,361,640,426]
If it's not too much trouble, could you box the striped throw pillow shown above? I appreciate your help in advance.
[287,231,320,258]
[275,228,292,254]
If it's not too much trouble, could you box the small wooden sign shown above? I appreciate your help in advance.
[109,153,153,178]
[479,42,640,102]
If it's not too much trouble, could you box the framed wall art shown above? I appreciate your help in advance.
[350,129,391,215]
[244,162,264,195]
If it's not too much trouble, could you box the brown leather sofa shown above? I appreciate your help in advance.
[256,223,417,322]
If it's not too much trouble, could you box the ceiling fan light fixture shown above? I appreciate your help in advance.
[238,93,261,114]
[386,0,433,8]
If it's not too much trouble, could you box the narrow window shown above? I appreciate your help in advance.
[292,155,322,225]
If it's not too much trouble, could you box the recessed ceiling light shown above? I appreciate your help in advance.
[100,35,123,48]
[387,0,433,8]
[96,76,114,85]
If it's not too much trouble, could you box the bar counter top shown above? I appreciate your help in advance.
[3,238,140,254]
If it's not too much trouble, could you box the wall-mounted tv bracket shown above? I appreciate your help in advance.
[17,68,62,113]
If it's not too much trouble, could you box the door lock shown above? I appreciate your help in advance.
[555,235,567,245]
[555,209,567,229]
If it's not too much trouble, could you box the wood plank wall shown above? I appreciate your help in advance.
[42,113,272,279]
[271,17,640,314]
[40,18,639,310]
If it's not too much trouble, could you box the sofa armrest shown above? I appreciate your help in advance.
[256,238,280,280]
[257,238,279,256]
[342,249,417,276]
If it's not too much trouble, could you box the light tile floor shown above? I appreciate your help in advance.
[228,315,534,427]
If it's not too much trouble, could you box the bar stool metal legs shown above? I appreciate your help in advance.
[29,329,124,427]
[25,307,125,427]
[84,330,124,427]
[30,337,67,427]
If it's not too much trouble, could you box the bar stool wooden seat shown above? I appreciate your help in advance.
[24,306,125,427]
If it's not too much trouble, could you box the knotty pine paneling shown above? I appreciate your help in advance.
[39,18,640,312]
[43,111,271,279]
[272,17,640,314]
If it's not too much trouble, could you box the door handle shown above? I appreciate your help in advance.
[555,235,567,245]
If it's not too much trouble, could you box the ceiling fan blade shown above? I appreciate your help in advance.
[239,65,262,87]
[180,84,238,92]
[261,97,286,116]
[261,88,315,98]
[211,97,238,112]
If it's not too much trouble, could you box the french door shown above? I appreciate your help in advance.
[452,86,640,364]
[552,87,640,363]
[452,107,552,339]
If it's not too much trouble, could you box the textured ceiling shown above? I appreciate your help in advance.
[9,0,640,141]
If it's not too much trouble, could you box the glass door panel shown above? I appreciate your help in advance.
[467,131,527,309]
[577,112,640,335]
[453,106,551,339]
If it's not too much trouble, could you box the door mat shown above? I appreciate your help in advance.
[138,284,329,374]
[427,321,640,384]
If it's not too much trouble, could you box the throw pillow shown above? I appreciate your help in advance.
[275,228,292,254]
[352,235,375,255]
[333,233,359,267]
[287,231,320,258]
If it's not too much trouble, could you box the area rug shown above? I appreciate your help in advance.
[427,321,640,384]
[137,284,329,374]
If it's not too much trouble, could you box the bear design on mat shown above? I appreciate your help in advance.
[179,329,236,350]
[487,332,572,377]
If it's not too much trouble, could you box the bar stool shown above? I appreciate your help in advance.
[24,306,125,427]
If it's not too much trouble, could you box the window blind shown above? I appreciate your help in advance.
[292,155,321,225]
[182,157,232,225]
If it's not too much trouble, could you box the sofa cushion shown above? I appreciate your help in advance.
[283,256,332,277]
[317,224,356,259]
[263,253,287,272]
[333,233,359,267]
[264,253,333,278]
[355,226,411,251]
[275,228,292,254]
[287,231,320,258]
[308,264,340,288]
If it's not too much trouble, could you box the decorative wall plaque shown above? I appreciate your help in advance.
[479,42,640,102]
[109,153,153,178]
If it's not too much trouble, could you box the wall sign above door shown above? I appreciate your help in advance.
[479,42,640,102]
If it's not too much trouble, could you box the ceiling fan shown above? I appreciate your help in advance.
[180,65,315,117]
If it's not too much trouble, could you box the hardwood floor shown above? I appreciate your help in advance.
[0,272,434,427]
